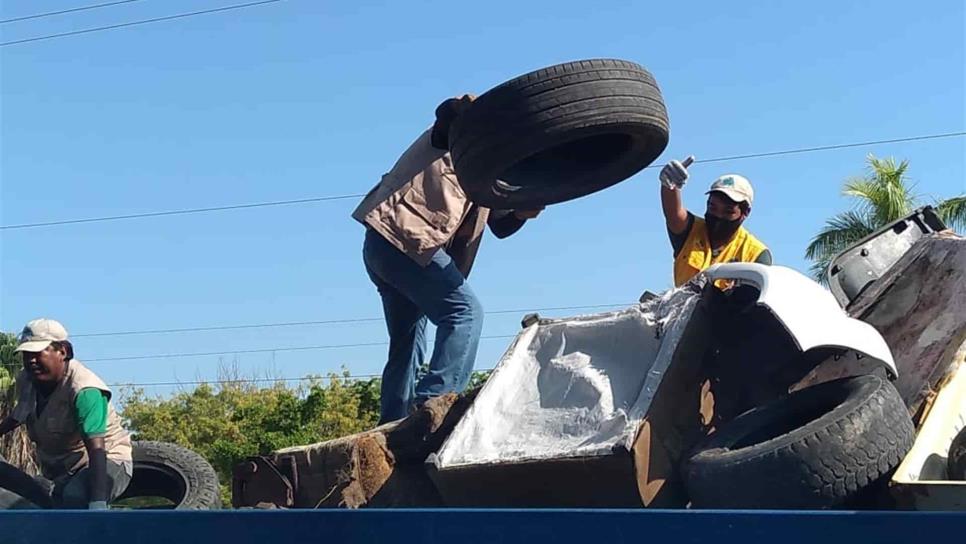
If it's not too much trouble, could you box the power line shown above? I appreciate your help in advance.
[691,132,966,164]
[0,0,285,47]
[85,334,519,363]
[109,368,498,388]
[1,1,147,24]
[71,303,630,338]
[0,194,364,230]
[2,131,962,231]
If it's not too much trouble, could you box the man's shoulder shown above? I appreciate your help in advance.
[66,361,111,396]
[668,212,698,257]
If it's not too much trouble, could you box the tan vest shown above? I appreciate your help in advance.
[16,360,132,478]
[352,129,491,275]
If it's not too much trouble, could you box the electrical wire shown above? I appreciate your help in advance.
[3,131,962,231]
[1,1,147,24]
[0,0,285,47]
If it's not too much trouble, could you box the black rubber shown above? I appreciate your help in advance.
[117,441,221,509]
[949,427,966,480]
[684,375,915,509]
[449,59,669,209]
[0,461,52,508]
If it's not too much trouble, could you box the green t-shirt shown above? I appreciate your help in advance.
[74,387,108,438]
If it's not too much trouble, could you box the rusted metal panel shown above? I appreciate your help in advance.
[232,456,295,509]
[232,392,475,509]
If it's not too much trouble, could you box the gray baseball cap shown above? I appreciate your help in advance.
[15,318,69,353]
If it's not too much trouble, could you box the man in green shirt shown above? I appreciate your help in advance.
[0,318,132,509]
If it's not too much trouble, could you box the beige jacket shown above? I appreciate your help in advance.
[13,360,133,479]
[352,129,523,277]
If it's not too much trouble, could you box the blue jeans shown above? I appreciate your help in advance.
[363,229,484,423]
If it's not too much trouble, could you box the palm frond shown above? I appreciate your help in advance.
[805,210,876,282]
[805,210,876,260]
[936,195,966,233]
[842,154,917,226]
[809,258,834,287]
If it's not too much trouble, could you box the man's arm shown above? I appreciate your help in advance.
[83,436,109,509]
[75,388,111,509]
[660,156,694,235]
[661,184,689,235]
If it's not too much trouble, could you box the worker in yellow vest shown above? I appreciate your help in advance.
[659,156,771,287]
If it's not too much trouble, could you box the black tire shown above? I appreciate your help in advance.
[450,59,669,209]
[949,427,966,480]
[116,441,221,509]
[685,375,915,509]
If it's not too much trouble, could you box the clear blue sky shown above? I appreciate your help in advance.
[2,0,964,399]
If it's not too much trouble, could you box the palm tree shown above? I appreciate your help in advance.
[805,154,965,283]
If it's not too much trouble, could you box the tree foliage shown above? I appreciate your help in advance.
[0,332,39,474]
[121,370,381,504]
[805,154,965,283]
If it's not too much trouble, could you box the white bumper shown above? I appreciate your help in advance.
[703,263,897,377]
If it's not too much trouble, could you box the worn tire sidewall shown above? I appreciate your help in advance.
[130,440,221,510]
[690,376,879,464]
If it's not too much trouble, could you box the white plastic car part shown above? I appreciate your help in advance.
[703,263,897,378]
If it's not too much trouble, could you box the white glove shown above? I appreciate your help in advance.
[659,156,695,190]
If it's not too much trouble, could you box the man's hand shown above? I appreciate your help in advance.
[659,156,695,190]
[513,208,543,220]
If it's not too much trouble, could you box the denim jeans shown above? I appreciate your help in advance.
[363,229,484,423]
[54,461,132,509]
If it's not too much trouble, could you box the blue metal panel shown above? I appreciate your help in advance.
[0,509,961,544]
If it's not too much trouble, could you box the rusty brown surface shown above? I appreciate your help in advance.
[255,389,477,509]
[795,233,966,416]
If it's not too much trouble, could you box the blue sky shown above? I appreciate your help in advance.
[1,0,964,399]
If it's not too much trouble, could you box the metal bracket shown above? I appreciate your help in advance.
[521,313,541,328]
[231,456,296,509]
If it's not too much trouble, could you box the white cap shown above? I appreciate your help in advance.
[15,318,69,353]
[706,174,754,206]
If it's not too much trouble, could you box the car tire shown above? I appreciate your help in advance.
[450,58,669,209]
[684,374,915,509]
[116,441,221,509]
[949,427,966,480]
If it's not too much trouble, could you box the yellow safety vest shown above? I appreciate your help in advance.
[673,217,768,288]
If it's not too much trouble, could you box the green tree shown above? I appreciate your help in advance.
[805,154,966,283]
[467,370,492,390]
[0,332,39,474]
[121,370,381,504]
